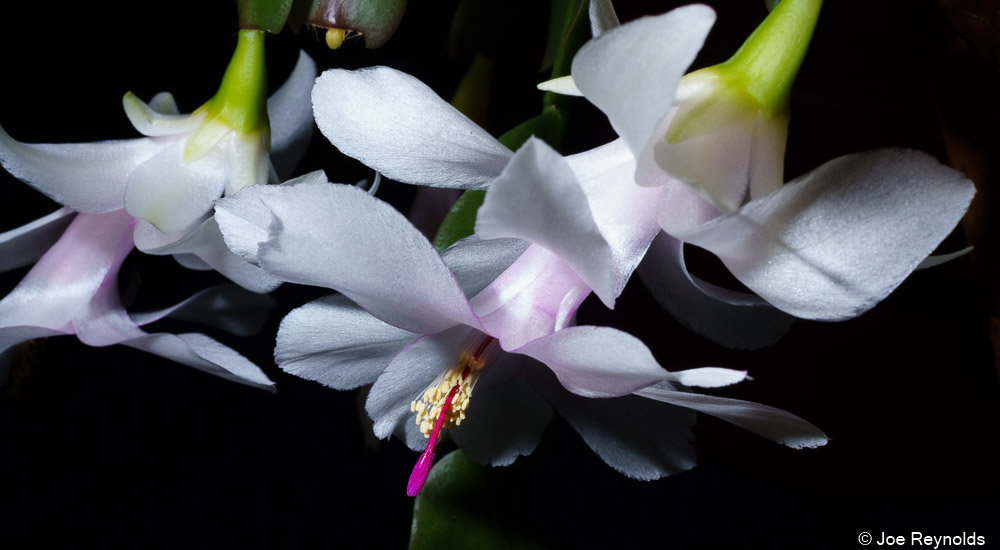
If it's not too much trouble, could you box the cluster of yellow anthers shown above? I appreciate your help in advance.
[410,351,486,437]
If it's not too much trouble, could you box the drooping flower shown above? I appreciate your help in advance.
[0,208,274,389]
[0,30,316,292]
[551,1,976,339]
[215,140,827,495]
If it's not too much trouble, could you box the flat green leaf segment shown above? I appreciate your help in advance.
[431,0,587,253]
[409,450,548,550]
[238,0,294,33]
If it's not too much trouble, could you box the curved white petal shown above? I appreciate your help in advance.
[635,382,828,449]
[276,294,417,390]
[572,5,716,158]
[253,183,480,334]
[471,245,591,351]
[0,210,135,331]
[567,138,664,296]
[267,51,317,179]
[134,218,281,293]
[515,325,668,398]
[124,139,227,234]
[123,92,203,137]
[0,124,161,213]
[124,332,275,390]
[0,207,75,272]
[667,367,748,388]
[589,0,621,36]
[638,232,794,349]
[677,148,977,320]
[312,66,512,189]
[441,236,529,299]
[131,283,275,337]
[451,355,552,466]
[366,326,474,441]
[530,366,696,480]
[536,76,583,96]
[476,138,617,306]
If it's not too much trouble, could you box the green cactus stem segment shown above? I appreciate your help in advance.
[184,30,270,161]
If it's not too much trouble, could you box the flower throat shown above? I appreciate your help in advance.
[406,334,499,497]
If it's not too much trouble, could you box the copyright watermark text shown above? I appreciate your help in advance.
[858,532,985,548]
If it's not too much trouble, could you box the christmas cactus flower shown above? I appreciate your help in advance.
[0,30,315,292]
[0,208,274,390]
[215,142,826,496]
[544,1,975,341]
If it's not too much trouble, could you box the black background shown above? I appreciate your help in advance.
[1,1,998,548]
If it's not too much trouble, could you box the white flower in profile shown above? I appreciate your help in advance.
[542,0,975,345]
[0,30,316,292]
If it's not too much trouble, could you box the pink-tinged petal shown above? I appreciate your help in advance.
[589,0,620,36]
[131,284,275,337]
[124,139,227,234]
[0,207,75,271]
[312,67,512,189]
[0,210,135,332]
[0,124,161,213]
[123,92,203,137]
[572,5,715,158]
[134,218,281,294]
[440,236,529,299]
[123,332,275,390]
[635,382,828,449]
[276,294,417,390]
[515,325,668,398]
[638,233,794,349]
[476,138,617,307]
[267,51,317,179]
[529,366,696,480]
[567,139,664,296]
[366,326,474,442]
[451,355,553,467]
[676,148,977,320]
[253,182,480,334]
[471,245,590,351]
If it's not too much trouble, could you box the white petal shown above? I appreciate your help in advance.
[312,66,512,189]
[0,207,75,271]
[536,76,583,96]
[451,356,552,466]
[638,232,794,349]
[529,366,696,480]
[131,283,275,337]
[267,51,317,179]
[515,325,668,398]
[366,327,473,441]
[677,148,977,320]
[276,294,417,390]
[440,236,529,299]
[572,5,715,158]
[589,0,621,36]
[225,131,271,195]
[476,138,617,307]
[748,110,788,200]
[635,382,828,449]
[918,246,973,269]
[134,218,281,293]
[124,332,275,390]
[668,367,748,388]
[0,210,135,331]
[0,124,161,212]
[122,92,203,137]
[567,138,664,296]
[471,245,591,351]
[255,183,480,334]
[124,139,227,234]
